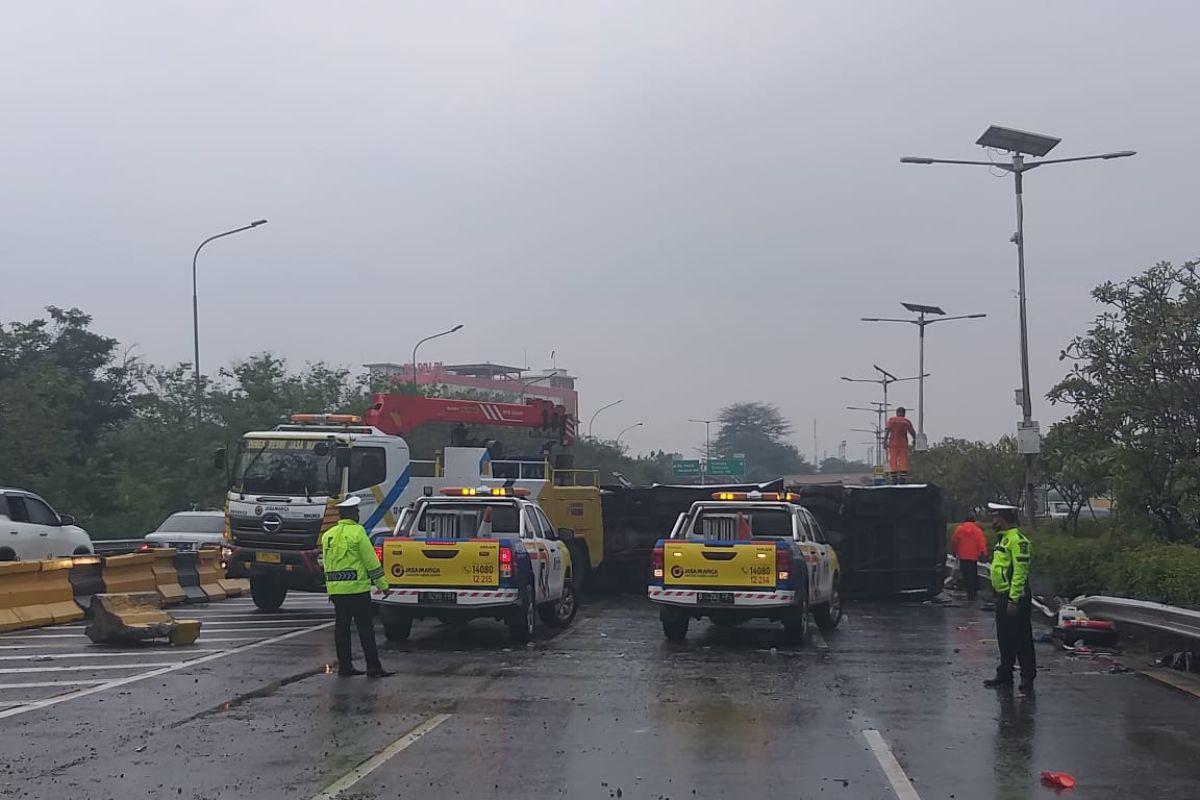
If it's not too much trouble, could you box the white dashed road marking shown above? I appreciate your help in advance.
[309,714,452,800]
[863,729,923,800]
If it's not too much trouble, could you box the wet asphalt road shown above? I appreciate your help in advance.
[1,593,1199,799]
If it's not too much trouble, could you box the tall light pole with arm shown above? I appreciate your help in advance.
[688,418,715,486]
[588,399,624,438]
[902,125,1134,521]
[615,422,643,448]
[862,303,986,450]
[410,324,464,386]
[191,219,267,506]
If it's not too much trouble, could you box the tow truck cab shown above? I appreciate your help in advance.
[373,488,577,644]
[648,491,842,642]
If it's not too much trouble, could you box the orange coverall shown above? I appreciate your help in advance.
[885,415,916,473]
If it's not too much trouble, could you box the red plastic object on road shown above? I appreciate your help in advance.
[1040,771,1077,790]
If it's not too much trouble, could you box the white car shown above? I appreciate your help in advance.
[0,488,94,561]
[141,511,226,552]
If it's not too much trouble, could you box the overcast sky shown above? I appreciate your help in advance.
[2,2,1195,461]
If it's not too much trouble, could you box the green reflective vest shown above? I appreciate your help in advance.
[990,526,1031,601]
[320,518,387,594]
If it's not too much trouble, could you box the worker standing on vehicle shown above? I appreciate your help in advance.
[984,502,1036,694]
[950,514,988,601]
[321,496,393,678]
[882,407,916,484]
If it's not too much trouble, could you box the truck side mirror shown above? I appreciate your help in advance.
[557,528,575,541]
[212,447,227,470]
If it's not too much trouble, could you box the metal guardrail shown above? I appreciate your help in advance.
[945,554,1200,642]
[1073,596,1200,641]
[91,539,143,556]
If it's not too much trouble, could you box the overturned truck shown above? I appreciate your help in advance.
[596,480,945,597]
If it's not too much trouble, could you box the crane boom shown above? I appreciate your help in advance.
[363,394,577,445]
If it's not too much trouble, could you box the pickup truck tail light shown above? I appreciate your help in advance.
[651,545,664,580]
[499,546,514,579]
[776,547,791,583]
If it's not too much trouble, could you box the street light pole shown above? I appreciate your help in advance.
[410,324,464,386]
[847,405,887,466]
[862,303,986,449]
[688,418,715,486]
[520,371,558,401]
[902,125,1134,522]
[588,399,624,438]
[191,219,267,507]
[615,422,643,448]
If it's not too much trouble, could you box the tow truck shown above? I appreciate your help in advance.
[648,491,842,642]
[373,486,577,643]
[221,394,599,611]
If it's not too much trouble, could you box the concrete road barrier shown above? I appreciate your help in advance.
[0,562,49,631]
[101,553,158,594]
[37,559,86,625]
[173,551,208,604]
[219,577,250,597]
[150,548,187,606]
[68,556,104,613]
[196,551,227,602]
[85,592,201,645]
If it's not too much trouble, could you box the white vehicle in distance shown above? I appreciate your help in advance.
[140,511,226,552]
[0,488,94,561]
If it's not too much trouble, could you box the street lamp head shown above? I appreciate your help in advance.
[900,156,934,164]
[451,324,464,332]
[250,219,268,227]
[1101,150,1137,160]
[966,313,987,319]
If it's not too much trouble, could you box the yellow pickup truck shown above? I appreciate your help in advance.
[372,487,577,643]
[648,491,842,642]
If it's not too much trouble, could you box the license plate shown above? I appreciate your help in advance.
[697,592,734,604]
[255,551,282,564]
[174,542,196,552]
[418,591,457,604]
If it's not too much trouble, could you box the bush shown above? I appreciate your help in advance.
[1101,543,1200,607]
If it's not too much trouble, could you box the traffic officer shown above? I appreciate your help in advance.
[320,496,393,678]
[983,502,1036,693]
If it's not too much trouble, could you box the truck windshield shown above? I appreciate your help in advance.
[232,438,339,497]
[408,502,521,539]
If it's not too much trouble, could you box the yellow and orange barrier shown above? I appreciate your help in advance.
[101,553,158,594]
[151,549,187,606]
[0,559,85,632]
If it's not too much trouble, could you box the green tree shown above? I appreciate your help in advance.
[1050,261,1200,540]
[912,437,1023,519]
[1040,419,1112,533]
[712,402,814,481]
[819,456,872,474]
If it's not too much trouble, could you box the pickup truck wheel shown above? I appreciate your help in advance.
[660,607,689,641]
[0,548,15,562]
[814,579,842,631]
[539,580,578,628]
[782,597,809,644]
[508,587,536,643]
[381,608,413,642]
[250,578,287,612]
[567,543,591,596]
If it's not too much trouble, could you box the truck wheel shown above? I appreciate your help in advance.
[814,578,843,632]
[660,607,689,641]
[539,580,578,628]
[782,598,809,644]
[381,607,413,642]
[250,578,287,612]
[508,587,536,643]
[568,543,591,596]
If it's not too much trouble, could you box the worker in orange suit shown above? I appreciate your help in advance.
[883,407,916,484]
[950,514,989,601]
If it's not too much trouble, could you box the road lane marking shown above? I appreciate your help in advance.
[862,729,922,800]
[0,680,108,689]
[310,714,451,800]
[0,650,221,661]
[0,662,182,674]
[0,621,334,720]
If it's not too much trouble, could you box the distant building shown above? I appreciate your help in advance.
[363,361,579,417]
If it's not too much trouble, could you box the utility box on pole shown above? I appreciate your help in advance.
[1017,421,1041,455]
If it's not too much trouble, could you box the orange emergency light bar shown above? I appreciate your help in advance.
[289,413,363,424]
[711,491,799,502]
[439,487,531,498]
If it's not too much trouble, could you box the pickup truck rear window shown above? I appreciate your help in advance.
[410,502,520,539]
[688,509,793,540]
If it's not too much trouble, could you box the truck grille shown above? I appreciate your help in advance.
[230,517,322,550]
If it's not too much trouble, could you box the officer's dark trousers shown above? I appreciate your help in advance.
[331,592,382,672]
[959,560,979,600]
[995,595,1036,684]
